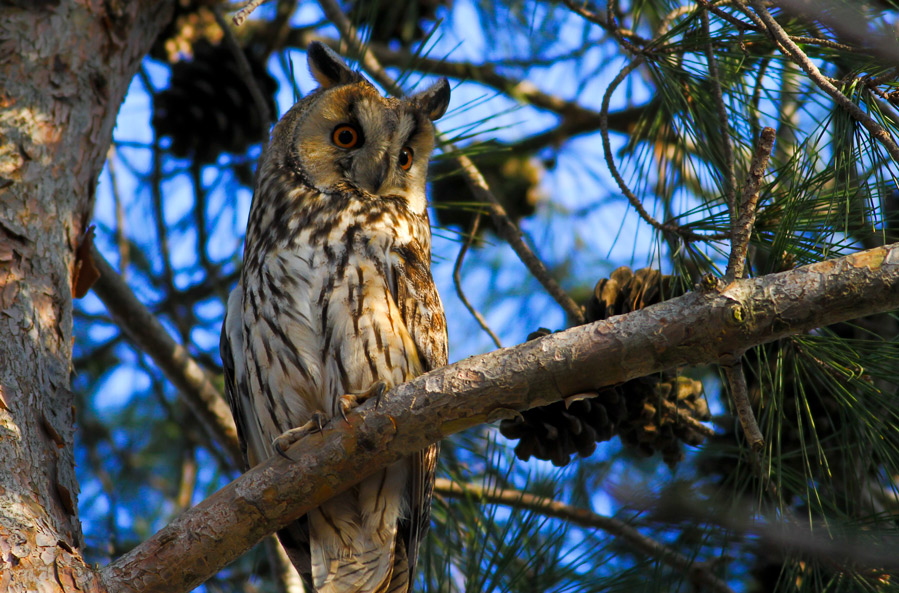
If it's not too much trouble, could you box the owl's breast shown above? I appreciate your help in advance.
[245,222,422,435]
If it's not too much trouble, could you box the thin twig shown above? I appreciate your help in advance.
[106,145,129,274]
[726,127,776,281]
[452,151,586,324]
[723,359,764,452]
[748,57,771,145]
[559,0,647,45]
[434,478,735,593]
[696,0,760,32]
[747,0,899,164]
[599,57,730,242]
[702,7,738,224]
[231,0,270,27]
[314,0,403,95]
[213,6,273,133]
[315,0,587,324]
[137,67,176,295]
[453,214,503,349]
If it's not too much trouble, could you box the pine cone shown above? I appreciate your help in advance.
[499,267,710,468]
[150,0,224,63]
[153,40,277,164]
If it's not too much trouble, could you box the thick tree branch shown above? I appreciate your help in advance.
[100,242,899,593]
[90,248,242,467]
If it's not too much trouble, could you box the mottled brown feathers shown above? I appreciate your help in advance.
[221,41,449,593]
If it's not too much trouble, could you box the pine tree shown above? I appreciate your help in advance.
[3,0,899,591]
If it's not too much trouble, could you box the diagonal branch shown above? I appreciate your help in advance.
[701,7,738,223]
[90,248,242,467]
[748,0,899,164]
[100,241,899,593]
[433,479,735,593]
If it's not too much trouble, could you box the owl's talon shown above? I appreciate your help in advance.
[370,381,388,408]
[272,412,327,458]
[339,381,389,419]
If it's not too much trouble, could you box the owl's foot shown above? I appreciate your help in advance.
[338,381,388,422]
[273,412,326,459]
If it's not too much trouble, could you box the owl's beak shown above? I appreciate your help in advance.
[368,154,390,194]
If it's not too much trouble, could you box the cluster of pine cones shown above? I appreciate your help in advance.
[499,267,711,468]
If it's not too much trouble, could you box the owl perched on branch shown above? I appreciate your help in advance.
[221,42,450,593]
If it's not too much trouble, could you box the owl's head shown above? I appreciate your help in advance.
[266,42,451,215]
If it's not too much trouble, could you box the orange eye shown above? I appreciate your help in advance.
[398,146,414,171]
[332,124,360,149]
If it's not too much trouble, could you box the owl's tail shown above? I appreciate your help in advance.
[310,463,409,593]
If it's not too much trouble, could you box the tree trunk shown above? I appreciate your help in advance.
[0,2,172,591]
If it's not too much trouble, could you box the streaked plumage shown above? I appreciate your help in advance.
[221,42,450,593]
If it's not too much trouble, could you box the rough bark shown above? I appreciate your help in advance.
[0,2,173,591]
[100,242,899,593]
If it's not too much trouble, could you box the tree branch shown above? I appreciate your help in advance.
[748,0,899,164]
[726,126,775,281]
[100,241,899,593]
[433,479,735,593]
[90,248,242,467]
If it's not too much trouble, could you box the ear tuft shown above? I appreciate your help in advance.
[307,42,362,88]
[410,78,451,121]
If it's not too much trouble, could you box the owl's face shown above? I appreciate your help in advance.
[271,43,450,216]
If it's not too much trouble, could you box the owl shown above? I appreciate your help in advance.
[220,42,450,593]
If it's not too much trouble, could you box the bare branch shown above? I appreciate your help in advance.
[100,242,899,593]
[560,0,647,45]
[452,151,587,324]
[212,6,273,131]
[90,248,242,467]
[231,0,271,27]
[433,478,735,593]
[723,360,764,451]
[726,127,776,281]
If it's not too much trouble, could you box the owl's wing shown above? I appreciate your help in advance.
[222,283,316,587]
[221,284,271,470]
[391,243,447,592]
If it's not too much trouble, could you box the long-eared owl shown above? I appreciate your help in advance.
[220,42,450,593]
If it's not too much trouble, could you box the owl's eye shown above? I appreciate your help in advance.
[332,124,361,149]
[398,146,414,171]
